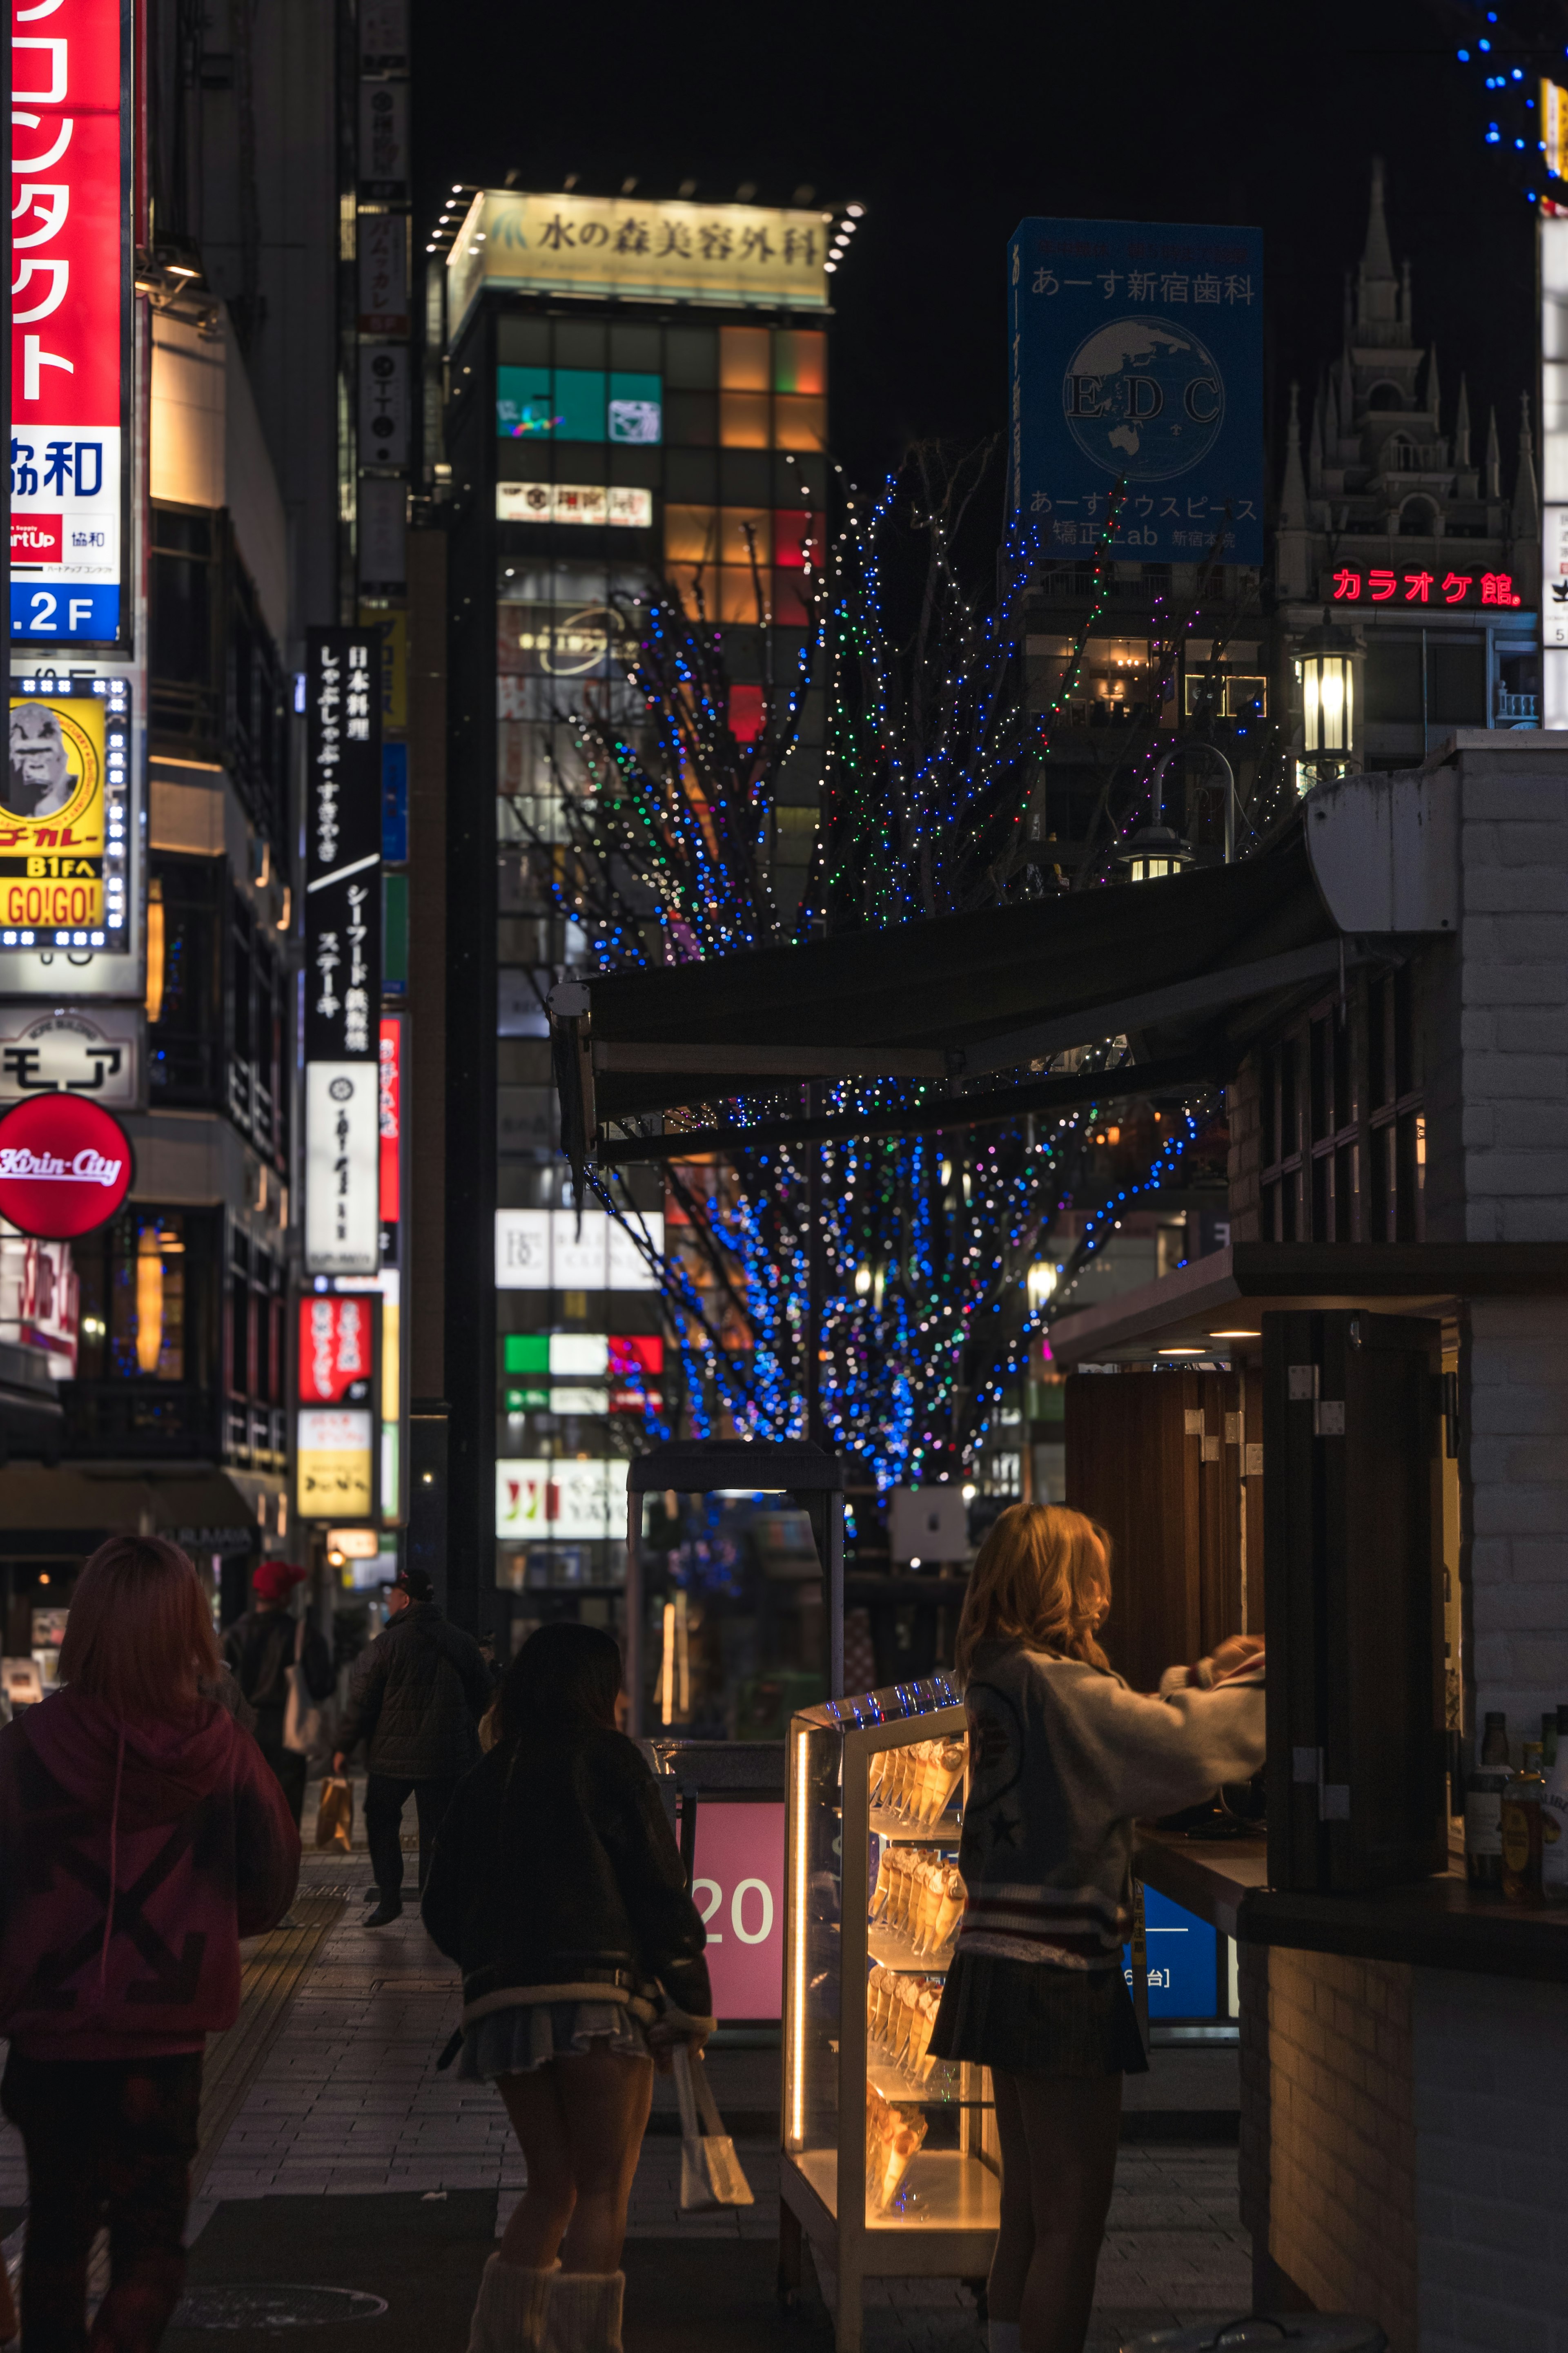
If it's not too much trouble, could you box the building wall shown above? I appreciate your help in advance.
[1412,1969,1568,2353]
[1461,1295,1568,1747]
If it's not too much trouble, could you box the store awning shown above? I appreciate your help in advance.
[554,816,1344,1155]
[0,1463,259,1560]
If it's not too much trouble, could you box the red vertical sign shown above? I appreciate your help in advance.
[10,0,127,644]
[378,1016,401,1223]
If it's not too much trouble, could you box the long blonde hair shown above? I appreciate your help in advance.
[953,1503,1111,1681]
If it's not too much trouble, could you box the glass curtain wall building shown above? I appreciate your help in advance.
[439,191,834,1648]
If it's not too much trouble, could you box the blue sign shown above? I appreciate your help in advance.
[11,584,122,640]
[382,743,408,863]
[1123,1886,1219,2019]
[1009,218,1263,567]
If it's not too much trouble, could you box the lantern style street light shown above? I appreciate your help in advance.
[1297,626,1358,792]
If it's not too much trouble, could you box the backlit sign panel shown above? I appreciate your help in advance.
[449,191,830,337]
[0,1093,132,1237]
[494,1207,664,1291]
[497,484,653,529]
[1323,566,1524,610]
[495,1456,624,1541]
[304,1063,379,1275]
[297,1293,379,1407]
[10,0,128,642]
[1009,217,1264,566]
[2,679,130,946]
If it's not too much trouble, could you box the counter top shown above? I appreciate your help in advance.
[1135,1829,1568,1985]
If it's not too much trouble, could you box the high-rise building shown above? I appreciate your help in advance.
[431,185,840,1644]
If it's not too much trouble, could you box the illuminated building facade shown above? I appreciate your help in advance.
[434,186,840,1642]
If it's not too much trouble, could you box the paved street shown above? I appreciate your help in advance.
[1,1830,1253,2351]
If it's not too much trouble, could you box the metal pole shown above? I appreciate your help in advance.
[828,1490,845,1699]
[625,1488,643,1737]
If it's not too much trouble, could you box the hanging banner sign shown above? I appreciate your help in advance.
[0,1093,133,1237]
[1008,216,1264,566]
[0,1003,142,1105]
[304,1062,380,1275]
[10,0,129,643]
[297,1292,379,1407]
[378,1015,401,1223]
[305,626,382,1062]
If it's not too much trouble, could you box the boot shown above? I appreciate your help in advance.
[466,2254,558,2353]
[543,2270,624,2353]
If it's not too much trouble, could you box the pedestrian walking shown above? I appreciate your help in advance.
[933,1503,1265,2353]
[0,1536,299,2353]
[421,1622,713,2353]
[332,1566,491,1926]
[221,1560,336,1826]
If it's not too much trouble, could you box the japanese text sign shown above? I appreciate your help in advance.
[1009,218,1263,566]
[1325,566,1523,609]
[304,1062,379,1276]
[10,0,128,642]
[448,191,828,337]
[297,1407,376,1521]
[2,680,129,947]
[305,627,382,1064]
[297,1293,379,1408]
[378,1015,400,1223]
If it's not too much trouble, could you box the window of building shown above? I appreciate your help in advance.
[66,1208,223,1457]
[147,854,223,1101]
[1257,969,1423,1243]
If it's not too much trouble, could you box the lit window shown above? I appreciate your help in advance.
[773,395,826,451]
[719,390,770,449]
[772,330,826,396]
[664,505,719,565]
[719,326,770,390]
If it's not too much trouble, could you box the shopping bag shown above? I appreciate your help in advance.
[673,2044,754,2210]
[315,1774,354,1852]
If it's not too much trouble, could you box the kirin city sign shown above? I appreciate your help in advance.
[0,1093,132,1237]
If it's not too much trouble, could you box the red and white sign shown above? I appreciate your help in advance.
[298,1294,377,1406]
[379,1017,401,1223]
[1323,566,1524,611]
[0,1095,132,1237]
[9,0,127,644]
[690,1802,785,2022]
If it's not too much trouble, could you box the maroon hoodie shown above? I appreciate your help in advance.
[0,1686,300,2061]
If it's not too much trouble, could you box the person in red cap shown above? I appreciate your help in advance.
[221,1561,336,1825]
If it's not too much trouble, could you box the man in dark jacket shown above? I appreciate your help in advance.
[333,1567,491,1925]
[222,1560,336,1826]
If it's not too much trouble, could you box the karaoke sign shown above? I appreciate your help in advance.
[9,0,129,643]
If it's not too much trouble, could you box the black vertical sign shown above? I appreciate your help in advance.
[305,626,382,1062]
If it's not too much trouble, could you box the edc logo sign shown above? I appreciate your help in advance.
[0,1093,133,1237]
[1009,216,1264,567]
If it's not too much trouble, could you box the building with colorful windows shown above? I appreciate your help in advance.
[432,185,842,1644]
[1274,159,1541,781]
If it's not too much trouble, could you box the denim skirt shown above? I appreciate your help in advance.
[929,1949,1149,2078]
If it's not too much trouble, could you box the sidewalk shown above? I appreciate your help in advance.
[1,1823,1254,2352]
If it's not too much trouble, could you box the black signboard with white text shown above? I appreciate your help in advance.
[305,627,382,1063]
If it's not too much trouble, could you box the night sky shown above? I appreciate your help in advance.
[413,0,1536,501]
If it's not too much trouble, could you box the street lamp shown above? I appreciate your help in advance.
[1296,626,1358,793]
[1118,750,1196,883]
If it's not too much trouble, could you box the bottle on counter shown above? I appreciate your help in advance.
[1465,1713,1510,1888]
[1541,1705,1568,1904]
[1501,1741,1547,1907]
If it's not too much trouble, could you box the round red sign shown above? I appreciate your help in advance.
[0,1094,134,1239]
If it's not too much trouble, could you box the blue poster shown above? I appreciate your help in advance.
[1009,217,1263,567]
[1123,1886,1219,2019]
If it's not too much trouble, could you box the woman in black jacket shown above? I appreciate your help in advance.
[422,1623,711,2353]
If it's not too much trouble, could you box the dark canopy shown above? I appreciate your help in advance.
[556,816,1342,1151]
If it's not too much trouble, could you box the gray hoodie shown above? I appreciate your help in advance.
[955,1641,1265,1968]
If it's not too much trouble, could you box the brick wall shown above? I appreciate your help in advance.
[1461,1296,1568,1744]
[1412,1969,1568,2353]
[1454,750,1568,1245]
[1263,1948,1418,2349]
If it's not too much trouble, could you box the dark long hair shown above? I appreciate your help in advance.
[493,1621,622,1752]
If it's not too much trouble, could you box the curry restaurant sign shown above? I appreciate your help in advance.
[447,191,831,329]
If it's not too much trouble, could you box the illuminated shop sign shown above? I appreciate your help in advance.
[10,0,128,642]
[304,628,382,1276]
[297,1292,379,1407]
[0,1093,132,1238]
[497,368,662,444]
[496,483,653,529]
[494,1207,664,1291]
[2,678,130,946]
[0,1003,141,1106]
[499,604,637,679]
[449,191,830,334]
[1323,566,1524,609]
[495,1456,624,1542]
[304,1063,380,1275]
[296,1297,379,1523]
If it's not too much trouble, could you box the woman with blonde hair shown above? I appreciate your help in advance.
[929,1503,1264,2353]
[0,1536,300,2353]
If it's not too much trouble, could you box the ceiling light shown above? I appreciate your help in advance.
[1157,1345,1206,1355]
[846,202,864,217]
[1209,1329,1261,1340]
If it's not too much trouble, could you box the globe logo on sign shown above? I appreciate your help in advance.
[1061,315,1224,482]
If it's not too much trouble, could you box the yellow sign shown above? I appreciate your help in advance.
[1547,80,1568,179]
[448,190,830,334]
[3,692,106,931]
[297,1407,375,1519]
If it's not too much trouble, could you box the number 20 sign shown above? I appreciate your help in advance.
[688,1801,786,2023]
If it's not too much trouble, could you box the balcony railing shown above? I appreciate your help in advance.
[1496,689,1539,725]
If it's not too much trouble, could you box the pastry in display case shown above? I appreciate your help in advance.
[780,1679,999,2353]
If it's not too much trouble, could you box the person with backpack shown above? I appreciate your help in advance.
[422,1622,713,2353]
[0,1537,299,2353]
[221,1560,336,1826]
[332,1566,491,1926]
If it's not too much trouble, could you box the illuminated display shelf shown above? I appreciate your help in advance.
[782,1684,997,2353]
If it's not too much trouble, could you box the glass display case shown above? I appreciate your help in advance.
[781,1679,998,2353]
